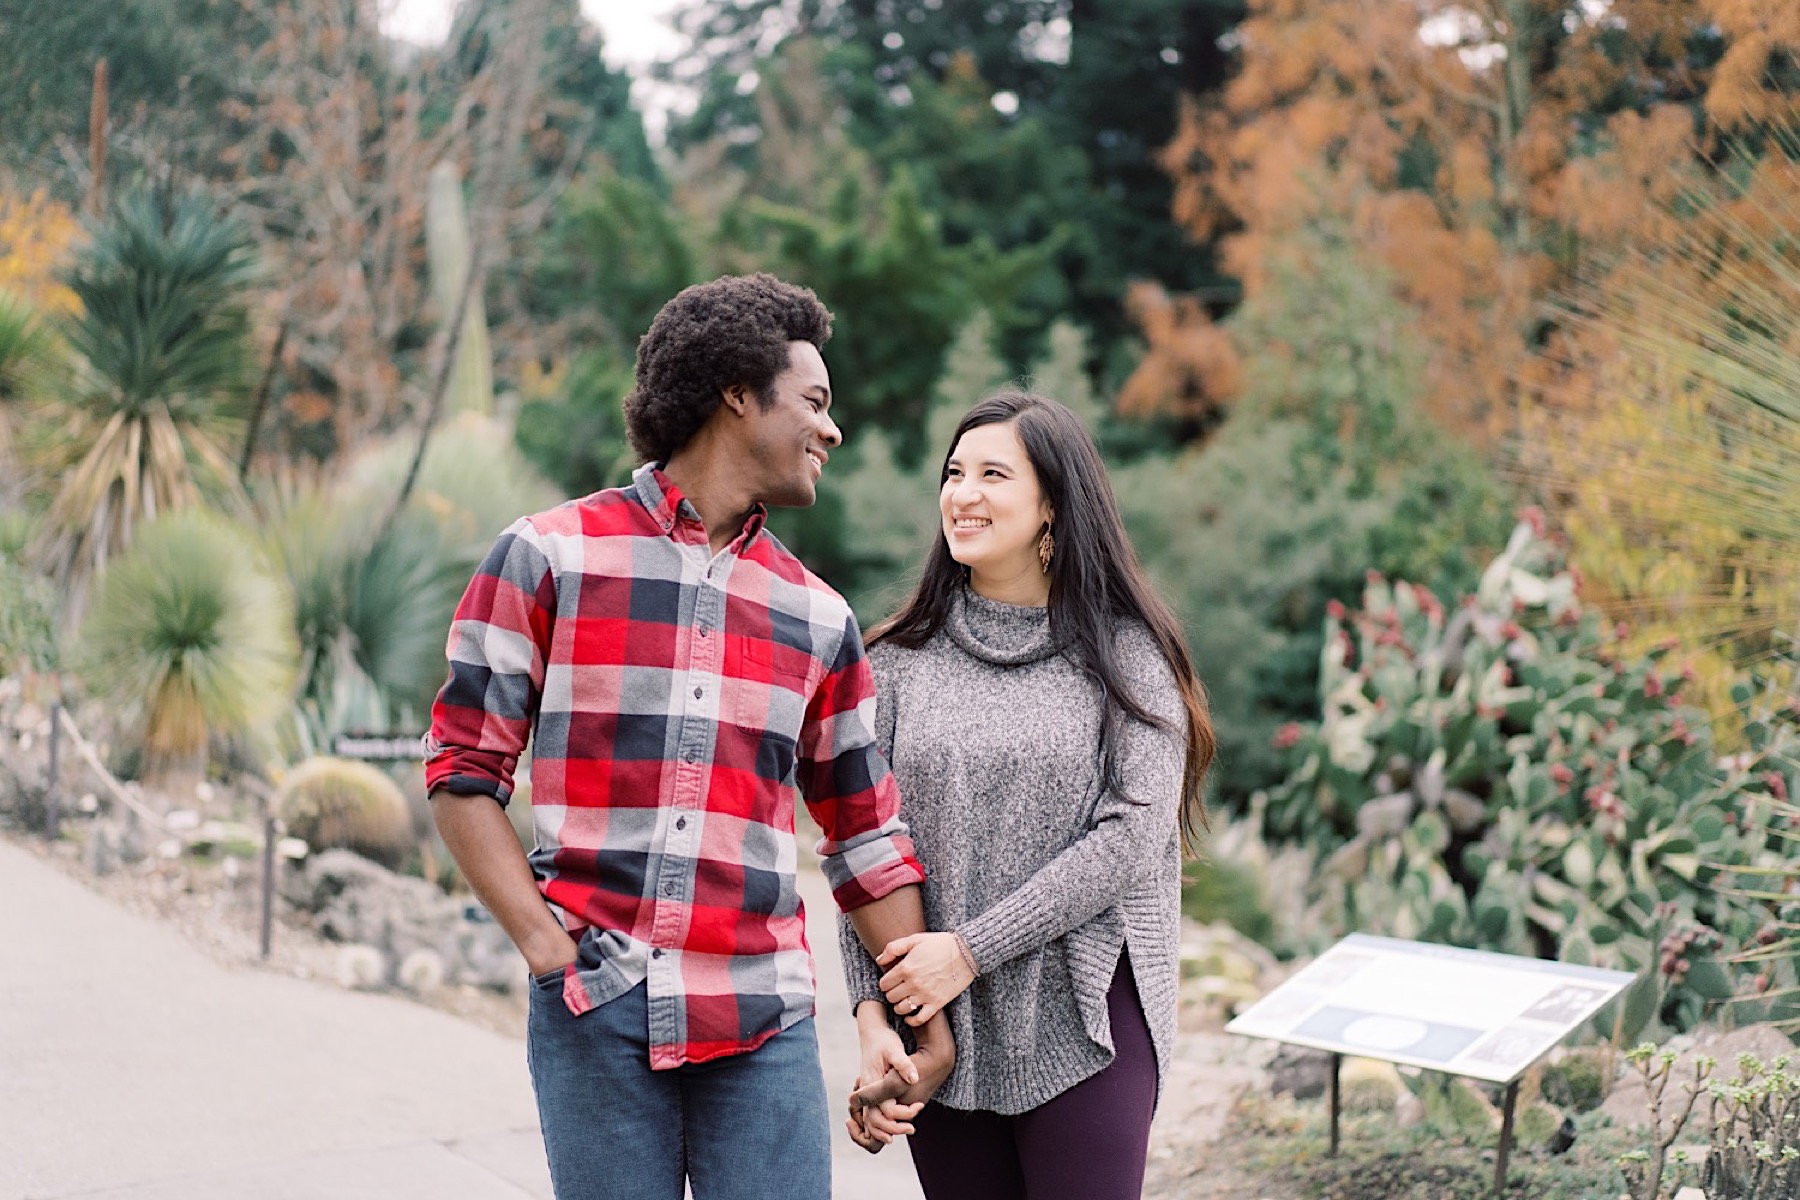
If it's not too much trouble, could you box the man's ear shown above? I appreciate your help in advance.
[720,381,754,417]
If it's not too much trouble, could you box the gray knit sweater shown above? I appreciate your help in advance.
[838,589,1187,1115]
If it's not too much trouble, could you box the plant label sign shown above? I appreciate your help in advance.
[1226,933,1636,1083]
[332,733,427,762]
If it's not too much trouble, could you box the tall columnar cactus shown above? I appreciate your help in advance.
[425,160,493,417]
[1263,512,1798,1036]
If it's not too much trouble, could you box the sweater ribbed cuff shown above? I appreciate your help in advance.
[956,902,1040,978]
[836,915,888,1009]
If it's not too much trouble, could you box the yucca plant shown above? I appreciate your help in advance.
[1525,121,1800,727]
[255,458,482,749]
[78,509,296,796]
[33,188,257,614]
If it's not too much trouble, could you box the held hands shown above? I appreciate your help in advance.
[843,934,972,1153]
[845,1005,924,1154]
[876,932,976,1026]
[844,991,958,1155]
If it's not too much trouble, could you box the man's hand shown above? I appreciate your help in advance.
[521,924,580,978]
[846,1002,924,1153]
[841,884,957,1144]
[877,932,975,1026]
[431,790,576,979]
[849,1009,955,1110]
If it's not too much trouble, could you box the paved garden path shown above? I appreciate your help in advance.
[0,836,922,1200]
[0,829,1261,1199]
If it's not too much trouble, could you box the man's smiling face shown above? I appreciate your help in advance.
[737,340,841,508]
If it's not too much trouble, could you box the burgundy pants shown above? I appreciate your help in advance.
[907,954,1157,1200]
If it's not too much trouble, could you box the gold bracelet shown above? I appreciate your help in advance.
[953,932,979,980]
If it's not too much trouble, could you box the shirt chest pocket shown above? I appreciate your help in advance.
[728,637,814,737]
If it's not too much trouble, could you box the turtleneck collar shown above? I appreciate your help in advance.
[944,587,1061,666]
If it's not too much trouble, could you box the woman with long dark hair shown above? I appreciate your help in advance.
[838,391,1214,1199]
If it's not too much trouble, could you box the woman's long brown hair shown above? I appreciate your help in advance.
[868,391,1215,854]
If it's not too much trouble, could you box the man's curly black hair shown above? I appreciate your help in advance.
[624,273,833,464]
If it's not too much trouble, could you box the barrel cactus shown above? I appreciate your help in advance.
[277,757,414,869]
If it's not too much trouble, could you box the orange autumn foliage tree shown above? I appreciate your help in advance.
[0,190,83,316]
[1115,280,1240,431]
[0,190,81,486]
[1705,2,1800,127]
[1153,0,1754,443]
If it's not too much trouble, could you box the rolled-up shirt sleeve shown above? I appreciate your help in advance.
[424,518,556,806]
[799,615,925,912]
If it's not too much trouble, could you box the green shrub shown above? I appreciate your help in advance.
[278,756,414,869]
[1181,856,1276,947]
[1262,515,1799,1036]
[1540,1050,1608,1113]
[0,543,57,675]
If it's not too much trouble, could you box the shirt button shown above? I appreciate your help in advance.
[675,816,687,830]
[683,749,698,763]
[662,882,676,896]
[693,686,703,699]
[651,948,664,959]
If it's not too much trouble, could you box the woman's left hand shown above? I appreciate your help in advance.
[877,932,975,1027]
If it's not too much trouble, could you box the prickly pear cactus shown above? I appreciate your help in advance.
[1262,511,1799,1035]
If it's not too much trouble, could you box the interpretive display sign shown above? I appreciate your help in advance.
[1227,933,1637,1084]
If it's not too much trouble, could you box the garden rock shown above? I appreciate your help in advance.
[1268,1045,1335,1101]
[84,819,122,876]
[117,817,152,865]
[287,849,524,991]
[1180,919,1276,1016]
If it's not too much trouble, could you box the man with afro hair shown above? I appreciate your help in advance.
[426,273,953,1198]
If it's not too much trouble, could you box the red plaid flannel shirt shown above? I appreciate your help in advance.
[425,465,925,1068]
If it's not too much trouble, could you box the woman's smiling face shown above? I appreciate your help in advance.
[939,420,1052,586]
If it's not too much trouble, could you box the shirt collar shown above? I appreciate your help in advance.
[631,463,768,549]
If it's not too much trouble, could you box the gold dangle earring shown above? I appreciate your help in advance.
[1038,523,1055,573]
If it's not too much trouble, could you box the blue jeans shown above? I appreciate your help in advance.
[526,974,831,1200]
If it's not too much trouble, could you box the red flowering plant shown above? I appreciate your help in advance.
[1261,515,1799,1037]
